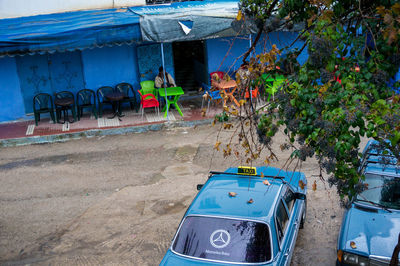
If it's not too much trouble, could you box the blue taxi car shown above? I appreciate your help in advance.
[337,140,400,265]
[160,166,307,265]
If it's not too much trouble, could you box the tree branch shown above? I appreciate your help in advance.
[242,0,280,63]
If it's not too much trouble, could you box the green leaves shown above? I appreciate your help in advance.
[236,0,400,201]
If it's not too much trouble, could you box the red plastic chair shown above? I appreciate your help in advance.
[138,90,159,119]
[244,87,260,99]
[210,71,224,82]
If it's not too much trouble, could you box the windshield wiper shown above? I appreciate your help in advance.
[355,199,392,213]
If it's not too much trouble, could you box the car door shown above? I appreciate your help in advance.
[275,186,302,265]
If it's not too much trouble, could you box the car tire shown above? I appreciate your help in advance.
[300,200,307,229]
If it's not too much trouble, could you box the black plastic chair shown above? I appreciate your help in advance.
[115,82,139,112]
[76,89,97,120]
[33,93,56,126]
[54,91,77,123]
[96,86,114,118]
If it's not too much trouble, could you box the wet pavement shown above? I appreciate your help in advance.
[0,124,348,265]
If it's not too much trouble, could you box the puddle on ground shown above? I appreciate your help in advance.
[146,173,166,185]
[174,145,198,162]
[0,155,68,170]
[150,197,190,215]
[0,150,148,171]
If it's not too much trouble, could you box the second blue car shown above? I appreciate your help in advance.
[337,140,400,265]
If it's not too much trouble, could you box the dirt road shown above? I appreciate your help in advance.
[0,124,345,265]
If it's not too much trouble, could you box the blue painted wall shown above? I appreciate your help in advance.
[16,54,53,114]
[137,43,174,83]
[1,45,140,122]
[15,52,85,113]
[254,31,308,65]
[81,45,140,91]
[206,36,250,76]
[48,51,85,94]
[205,31,308,80]
[0,57,25,122]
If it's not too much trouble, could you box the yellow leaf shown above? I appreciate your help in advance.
[388,28,397,45]
[201,108,207,117]
[376,6,386,16]
[214,141,221,151]
[242,140,249,148]
[384,13,393,24]
[229,192,237,197]
[392,3,400,15]
[321,10,333,22]
[263,179,271,186]
[223,145,232,157]
[299,180,306,190]
[247,198,254,204]
[239,99,246,106]
[264,157,270,165]
[319,84,328,94]
[312,180,317,191]
[223,123,233,129]
[236,10,243,21]
[350,241,357,249]
[307,17,314,27]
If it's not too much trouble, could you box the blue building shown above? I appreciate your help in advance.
[0,0,307,123]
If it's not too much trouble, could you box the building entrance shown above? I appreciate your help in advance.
[172,40,207,96]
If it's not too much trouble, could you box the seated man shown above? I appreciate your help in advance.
[155,66,177,88]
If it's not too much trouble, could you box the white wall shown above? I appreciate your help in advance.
[0,0,145,19]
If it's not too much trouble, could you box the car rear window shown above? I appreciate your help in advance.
[172,216,272,264]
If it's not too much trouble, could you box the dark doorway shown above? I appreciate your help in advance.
[172,40,207,96]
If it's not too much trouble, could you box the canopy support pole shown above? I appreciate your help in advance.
[249,34,254,106]
[161,43,169,121]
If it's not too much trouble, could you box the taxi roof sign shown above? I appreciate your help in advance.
[238,166,257,176]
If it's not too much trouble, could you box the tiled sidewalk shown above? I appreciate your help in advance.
[0,99,222,143]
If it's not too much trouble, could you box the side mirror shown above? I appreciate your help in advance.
[197,184,204,191]
[294,192,306,200]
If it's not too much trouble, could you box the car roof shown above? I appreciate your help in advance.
[362,140,400,177]
[185,166,303,222]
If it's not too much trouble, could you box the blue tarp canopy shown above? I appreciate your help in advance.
[0,0,242,57]
[0,8,141,57]
[133,0,240,43]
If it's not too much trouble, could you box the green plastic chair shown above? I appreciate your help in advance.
[76,89,97,120]
[116,83,139,113]
[140,80,158,99]
[33,93,56,126]
[96,86,114,118]
[261,74,286,102]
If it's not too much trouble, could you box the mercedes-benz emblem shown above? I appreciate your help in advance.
[210,229,231,249]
